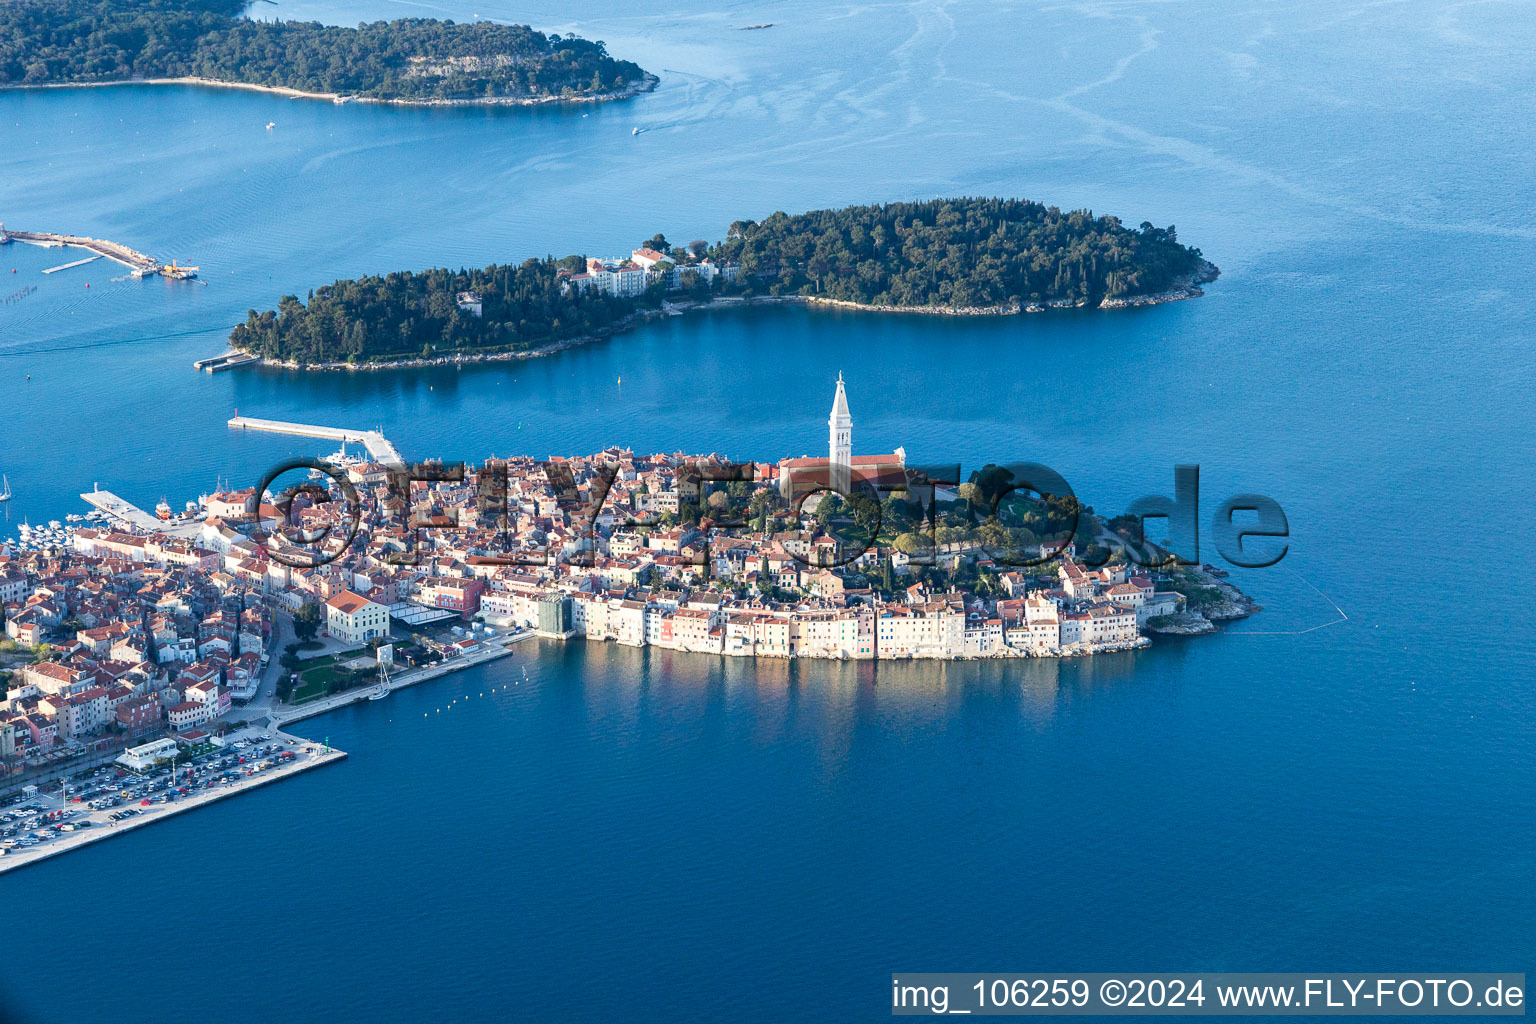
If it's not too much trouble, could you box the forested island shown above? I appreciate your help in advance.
[229,197,1219,368]
[0,0,649,104]
[721,198,1217,308]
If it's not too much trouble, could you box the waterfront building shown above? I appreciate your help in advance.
[416,577,484,619]
[537,594,574,637]
[561,253,737,297]
[325,590,390,646]
[168,700,213,731]
[117,737,179,772]
[630,247,673,270]
[115,695,163,737]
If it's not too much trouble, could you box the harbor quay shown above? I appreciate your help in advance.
[272,630,529,727]
[0,727,345,876]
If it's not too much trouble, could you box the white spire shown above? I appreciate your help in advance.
[829,374,852,493]
[830,372,851,423]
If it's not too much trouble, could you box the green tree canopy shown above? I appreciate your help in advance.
[0,0,648,101]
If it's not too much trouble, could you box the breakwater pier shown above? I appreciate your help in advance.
[228,415,405,467]
[193,350,258,372]
[0,223,185,278]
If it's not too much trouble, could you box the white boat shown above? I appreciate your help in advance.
[265,121,276,130]
[314,440,363,477]
[369,659,393,699]
[632,127,640,136]
[47,520,61,530]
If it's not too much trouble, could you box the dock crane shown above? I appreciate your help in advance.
[160,260,200,280]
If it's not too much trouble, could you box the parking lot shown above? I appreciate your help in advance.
[0,732,344,870]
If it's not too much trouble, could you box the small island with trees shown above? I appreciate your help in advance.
[228,197,1219,369]
[0,0,652,105]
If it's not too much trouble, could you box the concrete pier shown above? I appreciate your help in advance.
[5,229,159,274]
[193,351,258,372]
[41,255,102,274]
[80,489,201,538]
[228,416,404,467]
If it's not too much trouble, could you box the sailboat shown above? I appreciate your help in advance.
[0,475,10,520]
[368,657,392,700]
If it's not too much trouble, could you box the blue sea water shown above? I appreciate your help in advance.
[1,0,1533,1020]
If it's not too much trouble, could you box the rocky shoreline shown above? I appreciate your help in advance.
[3,73,659,108]
[1098,259,1221,310]
[220,269,1221,373]
[804,296,1022,316]
[1145,565,1261,637]
[238,301,689,373]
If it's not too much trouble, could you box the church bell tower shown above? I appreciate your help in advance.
[829,372,852,494]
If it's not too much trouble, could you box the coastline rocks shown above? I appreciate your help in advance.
[1098,259,1221,309]
[1204,585,1261,622]
[1146,567,1259,636]
[1146,613,1219,636]
[1191,566,1260,622]
[242,305,674,372]
[804,296,1023,316]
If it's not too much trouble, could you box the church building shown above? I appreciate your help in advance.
[778,374,906,501]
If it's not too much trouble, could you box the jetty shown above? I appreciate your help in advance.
[0,224,187,278]
[41,255,102,275]
[228,415,404,467]
[80,488,202,538]
[193,350,258,373]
